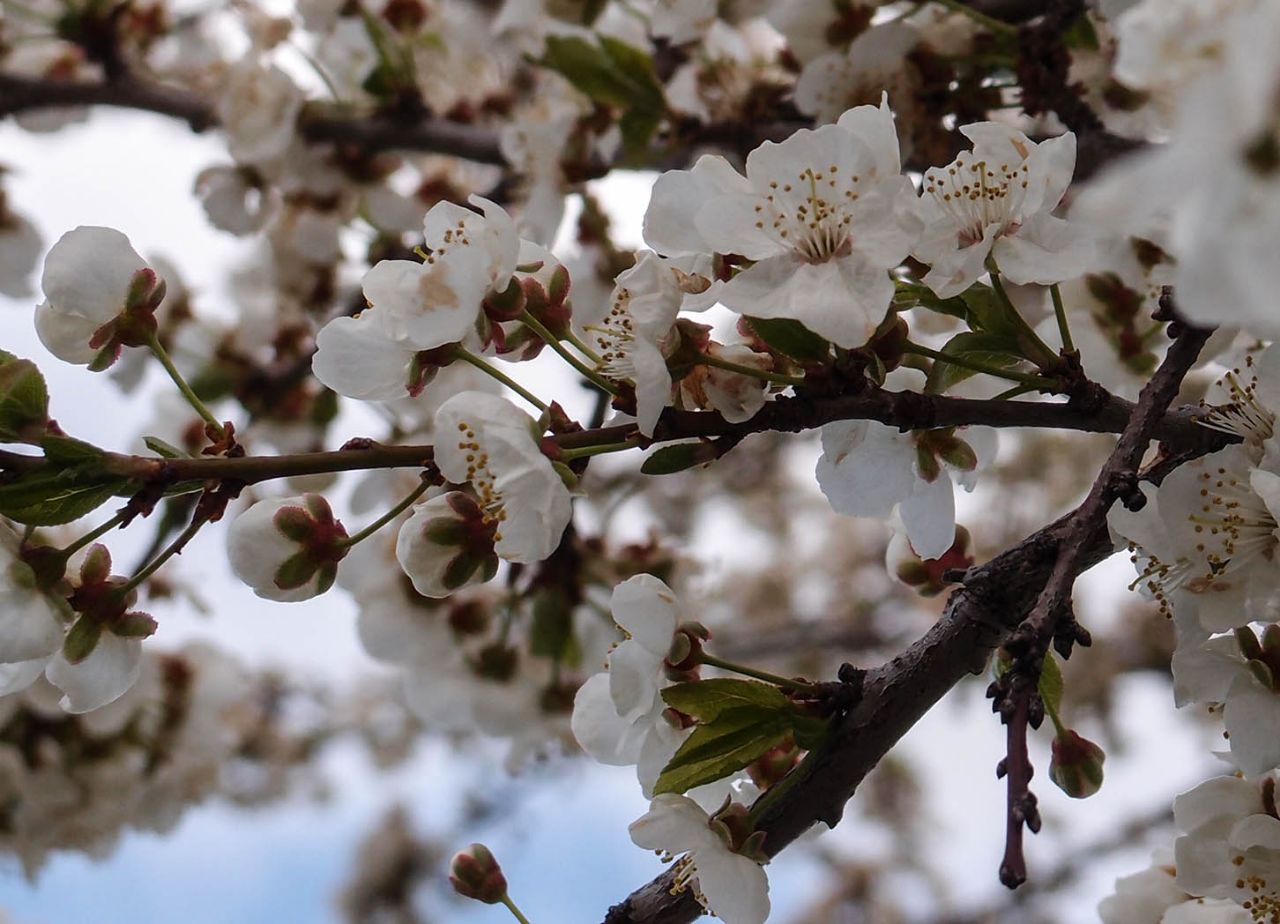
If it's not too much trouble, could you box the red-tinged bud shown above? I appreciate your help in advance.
[747,738,801,791]
[471,643,519,682]
[449,844,508,904]
[886,525,973,597]
[868,316,909,370]
[448,601,491,636]
[665,621,709,673]
[1049,729,1105,799]
[935,435,978,472]
[483,278,526,323]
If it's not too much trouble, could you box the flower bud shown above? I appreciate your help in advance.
[1049,729,1105,799]
[395,492,500,598]
[449,843,508,904]
[227,494,349,602]
[886,524,972,596]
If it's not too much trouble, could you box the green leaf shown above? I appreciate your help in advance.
[0,351,49,443]
[1039,652,1064,719]
[640,443,712,475]
[924,331,1024,393]
[892,282,968,320]
[653,707,794,795]
[530,589,574,660]
[142,436,188,459]
[40,434,105,463]
[537,35,665,158]
[960,285,1018,336]
[0,471,126,525]
[745,317,830,363]
[662,678,791,722]
[1062,12,1099,50]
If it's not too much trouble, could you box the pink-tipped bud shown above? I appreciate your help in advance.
[1049,729,1105,799]
[449,843,508,904]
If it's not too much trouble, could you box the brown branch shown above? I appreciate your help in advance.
[602,336,1219,924]
[5,388,1222,490]
[0,72,505,164]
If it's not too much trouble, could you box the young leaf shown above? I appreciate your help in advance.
[745,317,831,363]
[653,707,794,795]
[1039,652,1065,720]
[661,678,791,723]
[924,331,1024,393]
[0,469,127,525]
[0,351,49,443]
[641,443,713,475]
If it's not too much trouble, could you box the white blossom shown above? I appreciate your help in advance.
[226,494,349,602]
[913,123,1094,298]
[645,97,919,348]
[629,794,770,924]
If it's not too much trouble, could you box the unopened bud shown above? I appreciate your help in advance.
[1049,729,1105,799]
[449,844,508,904]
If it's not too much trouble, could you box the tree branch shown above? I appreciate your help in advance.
[603,332,1219,923]
[0,72,506,164]
[7,388,1221,490]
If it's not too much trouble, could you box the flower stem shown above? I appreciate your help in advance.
[559,440,635,461]
[338,478,431,548]
[930,0,1017,35]
[1049,284,1075,354]
[500,895,534,924]
[116,514,206,597]
[561,328,604,365]
[698,652,823,695]
[519,312,620,396]
[452,348,549,413]
[58,513,125,560]
[903,343,1054,389]
[697,352,806,388]
[992,383,1040,401]
[145,332,226,440]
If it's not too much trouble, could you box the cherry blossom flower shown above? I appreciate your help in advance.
[1110,444,1280,634]
[912,123,1094,298]
[1173,774,1280,918]
[629,794,770,924]
[645,97,919,348]
[310,310,427,402]
[36,226,163,368]
[816,371,995,559]
[586,252,683,436]
[227,494,350,602]
[572,574,695,795]
[402,392,571,575]
[216,59,304,167]
[793,23,921,126]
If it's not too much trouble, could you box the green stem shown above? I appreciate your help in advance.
[1050,284,1075,354]
[58,513,125,560]
[116,515,206,597]
[561,328,604,365]
[930,0,1017,35]
[991,383,1039,401]
[500,895,533,924]
[338,479,431,548]
[146,332,226,440]
[559,440,635,461]
[903,344,1054,389]
[697,352,806,388]
[452,348,549,412]
[519,312,620,396]
[698,653,823,695]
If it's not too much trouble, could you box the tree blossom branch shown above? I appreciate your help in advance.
[603,330,1218,923]
[4,388,1222,491]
